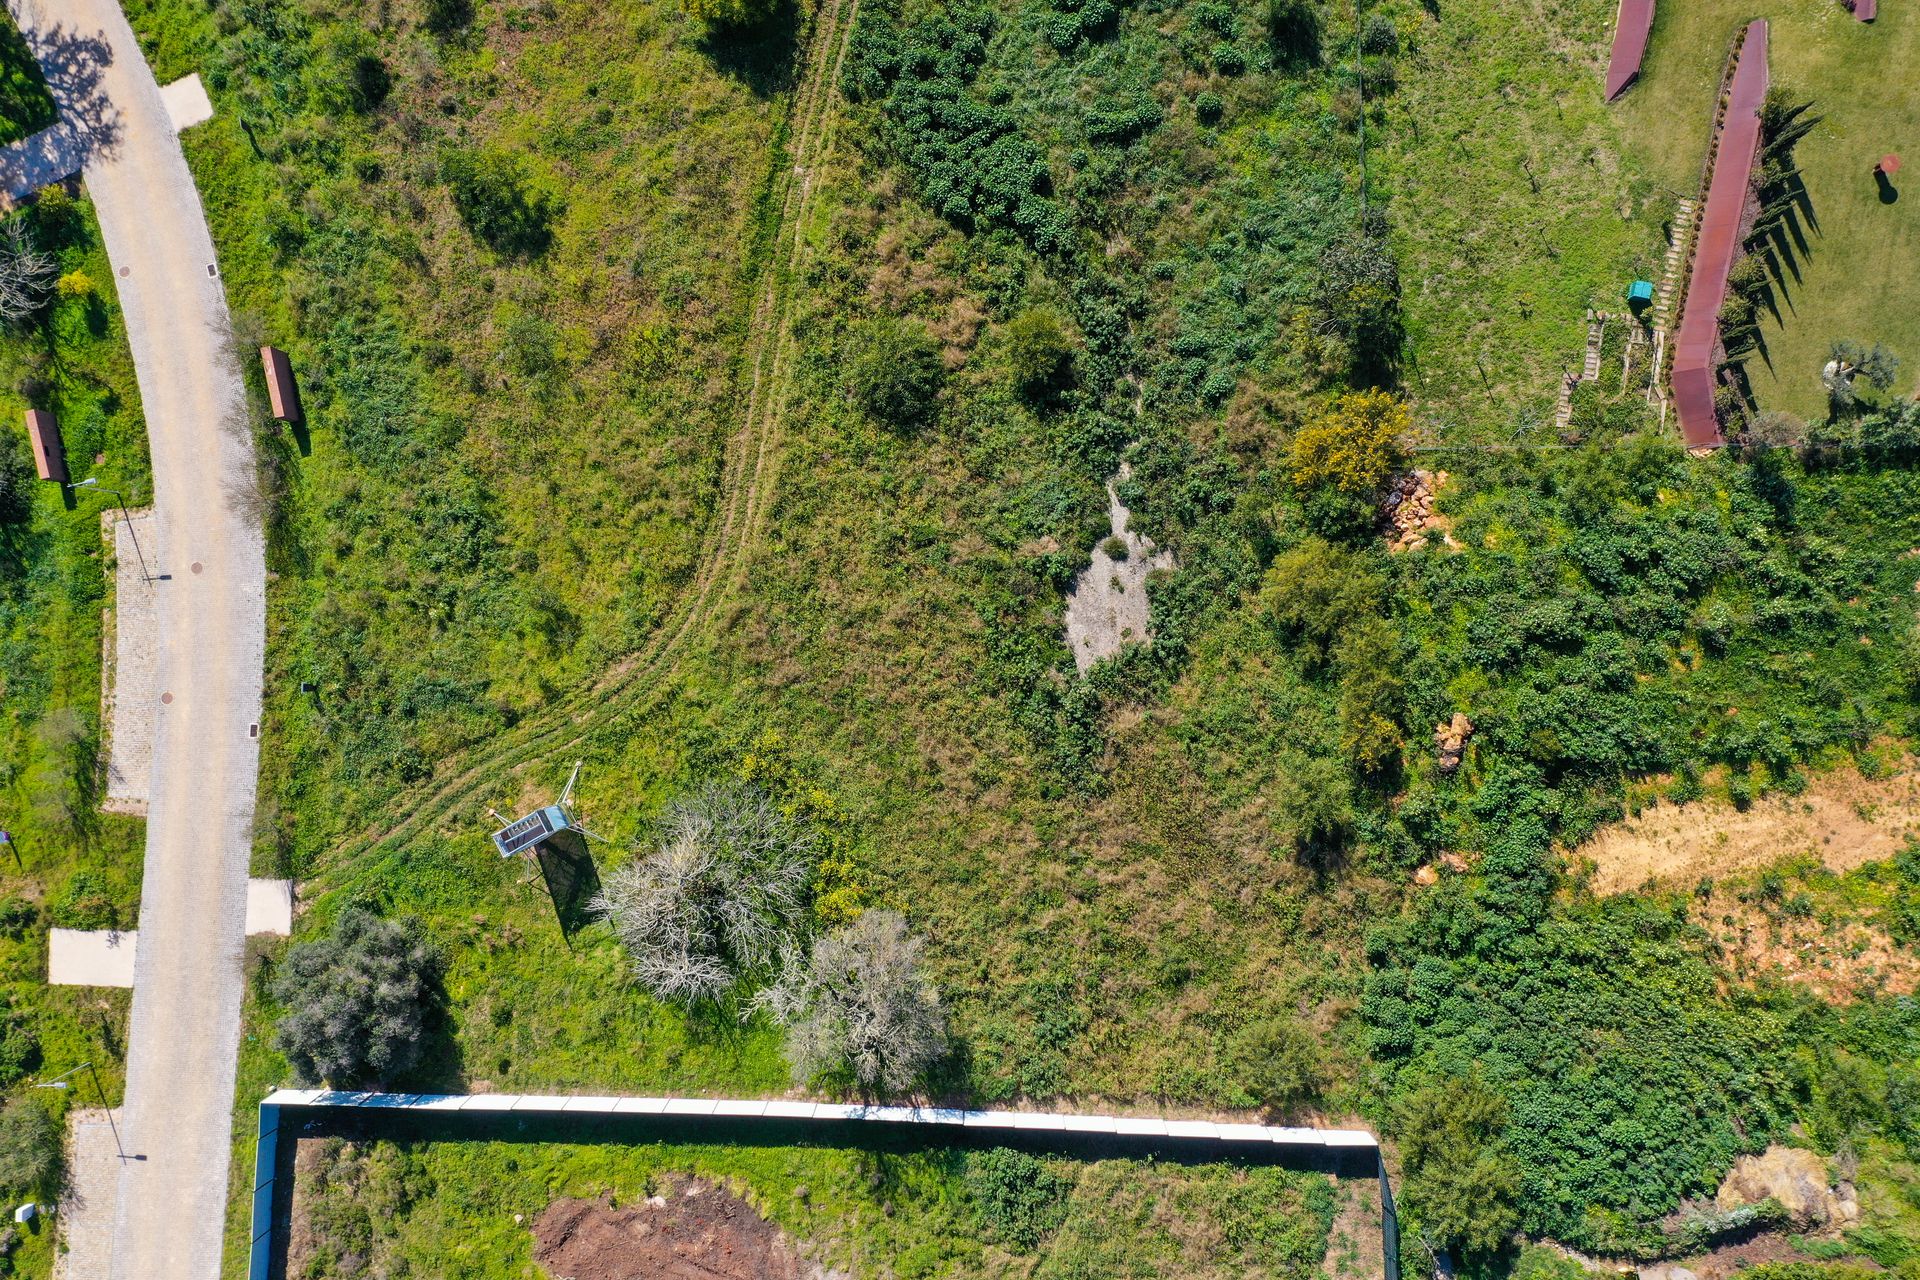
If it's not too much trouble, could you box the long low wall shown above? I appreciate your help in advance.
[248,1089,1388,1280]
[1672,19,1769,449]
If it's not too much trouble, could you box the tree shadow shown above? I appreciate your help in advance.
[697,0,803,100]
[1,21,121,198]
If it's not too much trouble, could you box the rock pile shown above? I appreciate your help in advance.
[1434,712,1473,773]
[1383,470,1456,552]
[1716,1145,1860,1231]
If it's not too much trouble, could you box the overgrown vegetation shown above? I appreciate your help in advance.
[273,908,443,1087]
[118,0,1920,1271]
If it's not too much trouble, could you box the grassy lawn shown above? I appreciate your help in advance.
[1616,0,1920,418]
[0,190,149,1277]
[1384,0,1669,432]
[0,9,54,146]
[282,1128,1344,1280]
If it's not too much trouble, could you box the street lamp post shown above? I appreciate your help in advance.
[66,478,153,584]
[35,1061,128,1161]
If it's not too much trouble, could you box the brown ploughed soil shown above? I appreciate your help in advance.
[532,1178,811,1280]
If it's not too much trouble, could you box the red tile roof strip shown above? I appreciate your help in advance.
[1605,0,1655,100]
[1673,19,1768,450]
[24,409,65,484]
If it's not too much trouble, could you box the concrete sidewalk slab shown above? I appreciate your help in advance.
[103,510,156,814]
[244,879,292,936]
[49,929,137,987]
[158,75,211,131]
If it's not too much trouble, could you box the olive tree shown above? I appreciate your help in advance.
[592,782,812,1003]
[757,910,948,1095]
[272,909,442,1087]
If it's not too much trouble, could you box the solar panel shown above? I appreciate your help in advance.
[493,807,560,858]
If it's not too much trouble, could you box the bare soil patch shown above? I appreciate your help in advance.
[1695,886,1920,1002]
[1574,763,1920,895]
[532,1178,817,1280]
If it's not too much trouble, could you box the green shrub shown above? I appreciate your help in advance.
[1396,1077,1522,1258]
[1230,1014,1324,1116]
[966,1148,1069,1250]
[849,317,944,429]
[0,425,32,524]
[682,0,780,28]
[439,147,557,257]
[0,897,34,940]
[1212,42,1247,75]
[50,870,114,930]
[1359,13,1399,55]
[1267,0,1322,63]
[273,909,443,1087]
[1004,307,1075,395]
[1194,90,1225,124]
[0,997,38,1088]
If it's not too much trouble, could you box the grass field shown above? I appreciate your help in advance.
[1616,0,1920,418]
[113,0,1920,1270]
[0,190,148,1277]
[282,1129,1347,1280]
[1383,0,1668,431]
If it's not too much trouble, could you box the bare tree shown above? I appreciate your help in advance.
[591,782,811,1003]
[757,910,948,1096]
[0,223,57,325]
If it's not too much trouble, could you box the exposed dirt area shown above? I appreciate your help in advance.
[533,1178,823,1280]
[1694,885,1920,1003]
[1575,763,1920,895]
[1323,1174,1386,1280]
[1065,464,1176,673]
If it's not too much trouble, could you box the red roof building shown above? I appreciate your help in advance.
[1672,20,1769,450]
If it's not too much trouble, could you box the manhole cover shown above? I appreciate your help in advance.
[118,266,129,278]
[161,692,173,705]
[190,562,203,575]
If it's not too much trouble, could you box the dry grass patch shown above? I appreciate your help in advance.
[1573,762,1920,895]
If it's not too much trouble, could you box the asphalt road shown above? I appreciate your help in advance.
[9,2,266,1276]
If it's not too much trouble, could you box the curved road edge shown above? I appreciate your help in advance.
[9,1,267,1277]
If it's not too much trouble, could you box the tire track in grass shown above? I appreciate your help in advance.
[327,0,861,869]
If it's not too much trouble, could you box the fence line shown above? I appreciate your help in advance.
[247,1089,1394,1280]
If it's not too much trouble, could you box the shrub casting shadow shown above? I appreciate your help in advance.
[698,0,803,100]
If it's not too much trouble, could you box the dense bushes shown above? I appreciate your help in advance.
[0,1099,60,1197]
[273,909,443,1087]
[841,3,1072,250]
[966,1147,1070,1250]
[847,317,944,430]
[439,147,558,257]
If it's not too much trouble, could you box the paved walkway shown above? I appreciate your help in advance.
[54,1109,124,1280]
[103,510,155,813]
[6,2,266,1277]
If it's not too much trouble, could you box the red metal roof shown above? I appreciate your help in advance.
[1605,0,1655,100]
[1673,20,1768,450]
[1853,0,1876,22]
[24,409,65,484]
